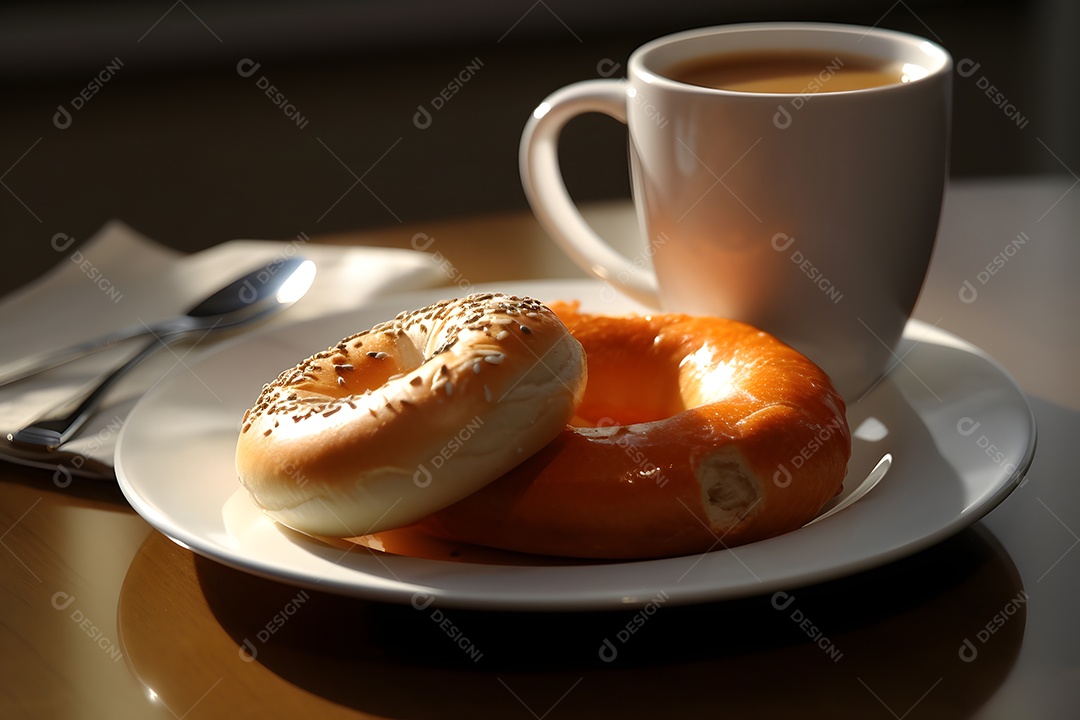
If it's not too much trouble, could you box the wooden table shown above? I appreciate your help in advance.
[2,177,1077,719]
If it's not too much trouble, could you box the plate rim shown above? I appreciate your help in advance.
[115,279,1038,611]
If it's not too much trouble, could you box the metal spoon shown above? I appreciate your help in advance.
[5,256,316,452]
[0,256,315,387]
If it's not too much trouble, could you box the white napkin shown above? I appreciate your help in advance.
[0,220,444,476]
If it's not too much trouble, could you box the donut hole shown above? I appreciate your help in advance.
[570,348,686,427]
[567,326,738,428]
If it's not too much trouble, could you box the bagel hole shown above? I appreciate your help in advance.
[334,360,400,397]
[332,341,425,398]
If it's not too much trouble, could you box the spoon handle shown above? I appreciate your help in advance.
[7,337,174,450]
[0,318,188,387]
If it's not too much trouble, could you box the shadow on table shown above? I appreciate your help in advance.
[118,521,1026,719]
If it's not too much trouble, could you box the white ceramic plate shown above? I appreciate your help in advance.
[115,280,1036,611]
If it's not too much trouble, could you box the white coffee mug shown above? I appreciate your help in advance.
[521,23,952,399]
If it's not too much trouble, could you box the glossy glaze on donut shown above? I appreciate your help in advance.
[419,302,851,559]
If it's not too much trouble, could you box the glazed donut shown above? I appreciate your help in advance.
[235,294,586,537]
[419,302,851,559]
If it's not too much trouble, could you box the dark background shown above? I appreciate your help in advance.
[2,0,1075,297]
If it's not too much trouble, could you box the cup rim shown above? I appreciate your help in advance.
[630,21,953,97]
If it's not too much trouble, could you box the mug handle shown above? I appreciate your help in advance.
[519,79,661,308]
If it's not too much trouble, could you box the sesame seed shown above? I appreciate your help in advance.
[242,295,559,440]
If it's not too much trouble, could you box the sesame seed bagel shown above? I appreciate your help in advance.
[235,293,587,537]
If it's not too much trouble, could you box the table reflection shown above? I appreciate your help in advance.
[119,522,1025,719]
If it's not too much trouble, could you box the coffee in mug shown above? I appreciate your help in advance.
[668,50,905,93]
[520,23,952,400]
